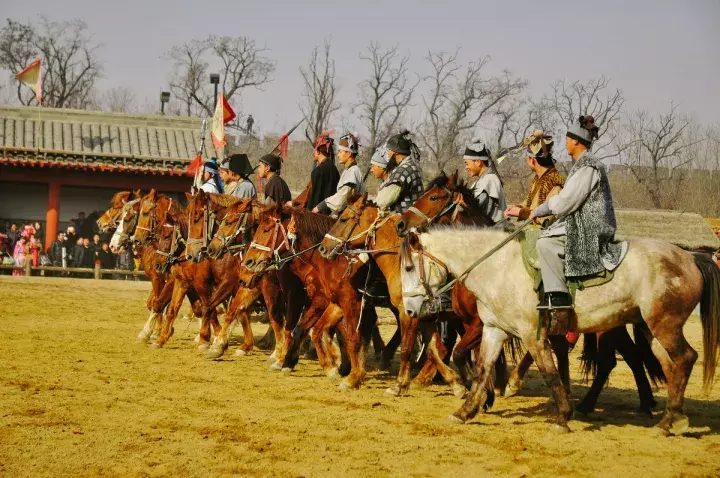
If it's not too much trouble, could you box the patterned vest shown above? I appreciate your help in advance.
[384,158,424,213]
[564,153,623,277]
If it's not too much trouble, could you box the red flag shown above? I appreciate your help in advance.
[273,134,289,160]
[186,154,203,176]
[211,94,236,149]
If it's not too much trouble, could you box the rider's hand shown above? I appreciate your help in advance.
[529,209,537,220]
[284,201,293,207]
[504,205,521,218]
[311,206,319,213]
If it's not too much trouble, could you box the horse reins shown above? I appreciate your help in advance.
[406,186,464,227]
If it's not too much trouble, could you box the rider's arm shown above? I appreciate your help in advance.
[319,184,355,215]
[376,184,402,211]
[534,167,598,218]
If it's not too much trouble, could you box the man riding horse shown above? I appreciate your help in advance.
[375,130,424,214]
[463,138,506,225]
[509,116,627,332]
[314,133,365,217]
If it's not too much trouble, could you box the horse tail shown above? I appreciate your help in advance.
[693,253,720,393]
[503,337,524,365]
[632,322,666,386]
[579,333,598,383]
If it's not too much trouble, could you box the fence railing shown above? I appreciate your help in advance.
[0,262,146,279]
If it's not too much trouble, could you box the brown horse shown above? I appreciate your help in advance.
[204,199,307,366]
[97,190,141,233]
[242,205,378,390]
[398,171,664,415]
[318,196,466,397]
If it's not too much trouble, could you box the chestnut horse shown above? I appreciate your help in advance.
[318,196,466,397]
[398,171,664,414]
[242,205,381,390]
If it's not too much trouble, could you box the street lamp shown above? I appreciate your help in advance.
[209,73,220,110]
[160,91,170,115]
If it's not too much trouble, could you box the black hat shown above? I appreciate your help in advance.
[387,130,413,156]
[227,153,254,177]
[259,154,282,172]
[463,138,491,161]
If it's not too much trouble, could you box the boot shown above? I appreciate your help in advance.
[537,292,573,336]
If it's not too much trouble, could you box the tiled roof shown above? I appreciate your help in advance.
[0,105,212,175]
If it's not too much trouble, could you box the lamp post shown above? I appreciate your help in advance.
[160,91,170,115]
[210,73,220,110]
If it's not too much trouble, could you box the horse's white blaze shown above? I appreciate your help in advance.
[408,228,703,336]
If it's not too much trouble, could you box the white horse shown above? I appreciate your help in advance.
[400,226,720,435]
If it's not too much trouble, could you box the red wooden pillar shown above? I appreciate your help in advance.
[45,182,60,251]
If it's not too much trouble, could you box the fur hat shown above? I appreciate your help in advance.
[567,116,600,148]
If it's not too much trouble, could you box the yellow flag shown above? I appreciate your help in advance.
[16,59,43,103]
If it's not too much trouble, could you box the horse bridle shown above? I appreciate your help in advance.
[406,186,463,228]
[404,238,450,313]
[247,217,295,270]
[323,204,393,257]
[100,200,128,230]
[134,198,160,244]
[211,211,250,259]
[185,198,217,254]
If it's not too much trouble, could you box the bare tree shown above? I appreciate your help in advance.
[100,86,137,113]
[355,42,418,158]
[299,39,340,144]
[542,76,625,160]
[618,103,702,209]
[167,35,275,117]
[417,50,527,171]
[0,17,102,108]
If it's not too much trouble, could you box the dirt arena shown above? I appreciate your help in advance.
[1,276,719,477]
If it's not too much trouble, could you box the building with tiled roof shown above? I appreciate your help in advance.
[0,105,211,246]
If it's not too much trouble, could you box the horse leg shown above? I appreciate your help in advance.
[521,332,573,433]
[453,318,484,388]
[575,331,615,415]
[421,326,465,398]
[259,277,285,363]
[150,280,188,348]
[449,326,508,424]
[281,298,329,372]
[505,352,535,397]
[412,323,438,387]
[337,297,369,391]
[380,309,402,371]
[647,324,697,436]
[385,312,419,397]
[137,310,161,344]
[549,335,571,394]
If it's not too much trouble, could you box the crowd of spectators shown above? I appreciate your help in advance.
[0,211,139,279]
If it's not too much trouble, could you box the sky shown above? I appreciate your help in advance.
[3,0,719,138]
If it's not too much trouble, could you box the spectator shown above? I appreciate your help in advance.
[75,212,86,237]
[115,244,134,280]
[49,232,65,268]
[12,236,26,276]
[33,221,42,240]
[98,242,115,276]
[81,238,95,269]
[91,234,101,256]
[6,224,19,252]
[71,238,85,268]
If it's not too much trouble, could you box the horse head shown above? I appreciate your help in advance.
[109,199,141,253]
[241,204,294,285]
[207,197,255,260]
[98,190,140,233]
[399,232,449,319]
[318,194,374,260]
[396,171,460,236]
[132,189,159,245]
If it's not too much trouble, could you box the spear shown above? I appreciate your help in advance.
[188,118,208,194]
[258,118,305,198]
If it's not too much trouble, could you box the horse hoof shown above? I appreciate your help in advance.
[452,382,466,398]
[148,342,163,349]
[384,385,401,397]
[269,352,278,362]
[149,333,158,341]
[267,362,283,372]
[206,348,224,360]
[327,368,341,381]
[136,335,150,344]
[281,367,293,375]
[338,380,353,391]
[636,405,654,417]
[445,414,465,425]
[198,344,210,352]
[193,334,201,344]
[652,426,672,437]
[234,349,247,357]
[669,415,690,436]
[548,423,571,434]
[504,380,523,398]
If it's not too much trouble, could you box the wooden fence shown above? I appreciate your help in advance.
[0,262,146,280]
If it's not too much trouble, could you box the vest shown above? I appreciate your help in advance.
[384,158,424,213]
[564,153,623,277]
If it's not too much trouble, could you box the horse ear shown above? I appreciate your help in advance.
[447,170,458,189]
[133,189,142,199]
[184,192,193,202]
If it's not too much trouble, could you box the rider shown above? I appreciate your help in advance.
[314,132,365,217]
[226,153,257,199]
[463,138,506,225]
[295,131,340,211]
[505,130,565,224]
[199,158,225,194]
[530,116,627,314]
[257,154,291,205]
[376,130,423,214]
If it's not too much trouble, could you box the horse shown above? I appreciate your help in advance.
[204,199,308,366]
[318,194,466,397]
[396,171,664,414]
[400,225,720,435]
[97,190,141,233]
[242,205,379,390]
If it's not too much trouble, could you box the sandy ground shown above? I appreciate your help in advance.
[1,276,720,477]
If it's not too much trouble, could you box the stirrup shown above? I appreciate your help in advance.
[536,293,573,311]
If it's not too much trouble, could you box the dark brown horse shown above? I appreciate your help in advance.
[242,205,379,390]
[318,195,466,397]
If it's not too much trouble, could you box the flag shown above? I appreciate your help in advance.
[186,154,203,177]
[272,134,290,160]
[211,94,236,149]
[16,58,42,103]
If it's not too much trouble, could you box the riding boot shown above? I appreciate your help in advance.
[537,292,573,336]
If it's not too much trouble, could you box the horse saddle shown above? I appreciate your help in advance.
[519,226,615,301]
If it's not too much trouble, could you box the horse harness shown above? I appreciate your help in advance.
[323,204,396,257]
[406,186,464,227]
[212,211,250,259]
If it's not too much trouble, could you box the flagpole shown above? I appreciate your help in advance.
[192,118,208,194]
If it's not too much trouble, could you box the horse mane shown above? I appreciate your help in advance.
[425,172,450,192]
[209,193,246,209]
[111,191,131,205]
[290,208,336,244]
[399,235,414,268]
